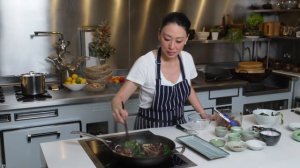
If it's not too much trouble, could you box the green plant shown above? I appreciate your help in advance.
[89,21,116,59]
[226,28,243,43]
[210,26,220,32]
[245,13,264,29]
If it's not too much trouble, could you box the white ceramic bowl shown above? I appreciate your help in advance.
[253,109,280,127]
[63,84,87,91]
[226,141,247,152]
[196,32,210,40]
[246,139,266,151]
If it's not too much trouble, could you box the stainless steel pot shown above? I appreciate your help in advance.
[20,71,46,95]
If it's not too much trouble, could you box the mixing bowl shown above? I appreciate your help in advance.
[187,113,209,130]
[253,109,281,127]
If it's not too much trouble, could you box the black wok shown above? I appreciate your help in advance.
[72,131,184,166]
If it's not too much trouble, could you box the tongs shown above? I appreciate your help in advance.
[214,108,239,126]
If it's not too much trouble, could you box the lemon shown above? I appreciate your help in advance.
[80,78,87,84]
[66,77,72,82]
[64,81,71,84]
[71,74,78,79]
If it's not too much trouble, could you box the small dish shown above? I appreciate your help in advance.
[288,123,300,131]
[209,139,226,147]
[227,133,241,142]
[241,130,256,141]
[230,126,243,134]
[226,141,247,152]
[292,129,300,142]
[246,139,266,151]
[215,126,228,137]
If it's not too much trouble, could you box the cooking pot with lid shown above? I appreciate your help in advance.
[20,71,46,95]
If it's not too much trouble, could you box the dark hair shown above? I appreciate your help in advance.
[160,12,191,35]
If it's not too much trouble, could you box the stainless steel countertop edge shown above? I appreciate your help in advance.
[0,79,248,112]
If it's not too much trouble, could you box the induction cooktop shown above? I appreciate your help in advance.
[78,131,196,168]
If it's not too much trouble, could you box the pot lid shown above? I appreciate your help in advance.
[21,71,44,77]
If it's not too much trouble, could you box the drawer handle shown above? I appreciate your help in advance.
[15,109,58,121]
[27,131,61,143]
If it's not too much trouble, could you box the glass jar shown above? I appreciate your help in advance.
[282,0,298,9]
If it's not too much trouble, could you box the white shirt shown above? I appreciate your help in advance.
[127,50,198,108]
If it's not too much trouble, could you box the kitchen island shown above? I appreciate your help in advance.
[41,109,300,168]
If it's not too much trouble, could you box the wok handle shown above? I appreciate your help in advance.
[173,146,186,154]
[71,131,111,146]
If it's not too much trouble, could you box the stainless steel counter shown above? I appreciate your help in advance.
[0,78,248,112]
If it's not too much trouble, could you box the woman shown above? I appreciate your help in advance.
[111,12,210,129]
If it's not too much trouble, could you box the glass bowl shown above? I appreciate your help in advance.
[187,113,209,130]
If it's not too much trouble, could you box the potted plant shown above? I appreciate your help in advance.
[89,21,116,65]
[210,27,220,40]
[226,28,243,43]
[244,13,264,36]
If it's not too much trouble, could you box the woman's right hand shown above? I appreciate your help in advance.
[112,102,128,124]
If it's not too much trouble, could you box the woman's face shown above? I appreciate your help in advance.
[158,23,188,59]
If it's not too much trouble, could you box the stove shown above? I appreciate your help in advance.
[0,87,5,103]
[79,131,196,168]
[13,86,52,102]
[242,73,291,96]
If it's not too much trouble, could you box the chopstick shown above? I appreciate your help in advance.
[121,101,129,139]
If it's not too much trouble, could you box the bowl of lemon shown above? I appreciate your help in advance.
[63,74,87,91]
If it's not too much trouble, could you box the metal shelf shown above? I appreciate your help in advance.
[188,38,269,44]
[252,8,300,13]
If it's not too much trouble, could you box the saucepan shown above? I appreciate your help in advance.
[20,71,46,95]
[71,131,185,166]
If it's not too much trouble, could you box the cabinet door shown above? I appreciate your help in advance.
[1,121,80,168]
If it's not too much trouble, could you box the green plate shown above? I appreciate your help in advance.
[292,129,300,142]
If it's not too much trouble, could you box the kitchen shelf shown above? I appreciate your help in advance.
[269,36,300,40]
[188,39,231,44]
[252,8,300,13]
[189,36,300,44]
[273,70,300,78]
[188,38,269,44]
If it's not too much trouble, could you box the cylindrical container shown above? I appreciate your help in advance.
[211,32,219,40]
[273,22,281,36]
[20,71,46,95]
[263,22,274,36]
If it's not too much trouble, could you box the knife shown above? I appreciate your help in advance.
[176,124,197,135]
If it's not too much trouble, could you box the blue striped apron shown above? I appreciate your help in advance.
[134,48,191,130]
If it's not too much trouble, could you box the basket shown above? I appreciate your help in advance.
[84,64,112,80]
[86,71,113,84]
